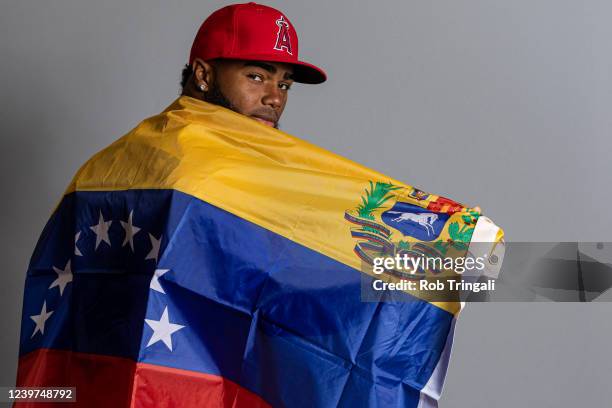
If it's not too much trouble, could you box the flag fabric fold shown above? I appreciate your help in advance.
[16,96,503,407]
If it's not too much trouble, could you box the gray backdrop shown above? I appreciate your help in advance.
[1,0,611,406]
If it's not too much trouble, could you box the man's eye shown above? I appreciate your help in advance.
[247,73,263,82]
[279,83,291,91]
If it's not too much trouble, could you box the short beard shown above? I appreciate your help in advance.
[203,80,236,112]
[203,81,280,129]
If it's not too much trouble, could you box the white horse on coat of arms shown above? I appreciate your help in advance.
[388,211,439,236]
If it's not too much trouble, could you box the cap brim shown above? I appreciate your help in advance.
[222,54,326,84]
[290,60,327,84]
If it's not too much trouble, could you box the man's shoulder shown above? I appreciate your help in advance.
[65,108,184,194]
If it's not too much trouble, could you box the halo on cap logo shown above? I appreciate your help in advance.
[274,16,293,55]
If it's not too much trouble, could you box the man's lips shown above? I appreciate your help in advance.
[251,114,277,127]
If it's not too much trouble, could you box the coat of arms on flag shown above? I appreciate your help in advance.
[345,182,484,277]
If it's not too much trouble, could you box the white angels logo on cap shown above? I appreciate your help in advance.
[273,16,293,55]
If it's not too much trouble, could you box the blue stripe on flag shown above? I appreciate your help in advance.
[21,189,453,407]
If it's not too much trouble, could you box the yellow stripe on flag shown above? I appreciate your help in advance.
[64,96,502,315]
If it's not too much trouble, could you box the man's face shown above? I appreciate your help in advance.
[206,59,294,129]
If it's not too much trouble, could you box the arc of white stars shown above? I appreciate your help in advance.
[74,231,82,256]
[90,211,112,250]
[150,269,169,294]
[146,233,162,262]
[144,306,185,351]
[50,259,73,296]
[30,301,54,338]
[120,210,141,252]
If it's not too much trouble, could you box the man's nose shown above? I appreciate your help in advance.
[261,83,283,109]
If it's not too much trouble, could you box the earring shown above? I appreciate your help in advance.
[199,83,208,92]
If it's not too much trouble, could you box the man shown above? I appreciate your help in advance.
[180,2,326,129]
[15,3,502,408]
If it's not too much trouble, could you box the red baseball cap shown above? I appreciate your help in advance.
[189,2,326,84]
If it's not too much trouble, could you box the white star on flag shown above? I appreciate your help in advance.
[150,269,170,294]
[144,306,185,351]
[90,211,112,250]
[74,231,82,256]
[30,301,54,338]
[120,210,141,251]
[50,260,73,296]
[146,233,162,262]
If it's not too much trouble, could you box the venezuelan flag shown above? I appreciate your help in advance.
[16,96,503,407]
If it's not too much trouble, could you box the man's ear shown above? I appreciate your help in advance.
[191,58,215,91]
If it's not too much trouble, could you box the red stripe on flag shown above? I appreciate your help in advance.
[131,362,270,408]
[15,348,135,407]
[15,349,269,407]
